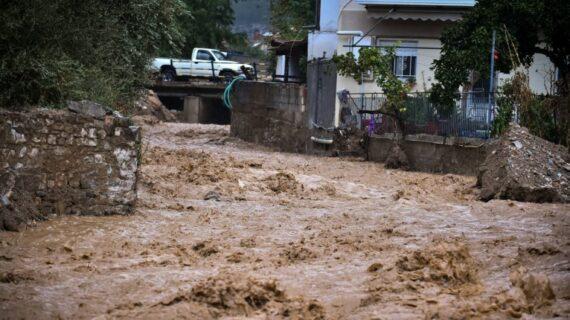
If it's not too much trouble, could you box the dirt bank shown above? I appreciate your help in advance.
[0,122,568,319]
[478,124,569,203]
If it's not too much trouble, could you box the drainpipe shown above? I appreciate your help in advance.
[336,31,363,36]
[311,136,334,145]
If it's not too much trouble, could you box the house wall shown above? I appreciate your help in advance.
[335,36,443,93]
[496,53,558,95]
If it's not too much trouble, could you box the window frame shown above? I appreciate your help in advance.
[377,39,418,79]
[196,50,215,61]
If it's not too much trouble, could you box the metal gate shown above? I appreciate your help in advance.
[307,59,337,128]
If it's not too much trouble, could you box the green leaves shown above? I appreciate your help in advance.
[0,0,187,109]
[164,0,241,57]
[431,0,570,107]
[333,46,411,119]
[270,0,316,40]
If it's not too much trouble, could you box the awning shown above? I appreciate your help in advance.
[270,39,308,55]
[367,8,466,22]
[356,0,475,7]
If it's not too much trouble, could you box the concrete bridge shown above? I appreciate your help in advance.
[149,80,230,124]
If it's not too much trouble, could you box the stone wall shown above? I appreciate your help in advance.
[368,134,488,176]
[0,108,140,230]
[230,81,315,153]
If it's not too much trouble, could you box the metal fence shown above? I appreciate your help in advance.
[339,91,495,139]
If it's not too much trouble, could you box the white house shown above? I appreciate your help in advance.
[308,0,558,127]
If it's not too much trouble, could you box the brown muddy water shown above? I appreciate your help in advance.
[1,123,569,319]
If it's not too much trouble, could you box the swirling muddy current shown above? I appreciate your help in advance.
[1,123,569,319]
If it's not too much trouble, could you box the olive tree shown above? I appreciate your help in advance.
[333,46,411,134]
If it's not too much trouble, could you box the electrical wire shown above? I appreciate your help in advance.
[353,8,394,46]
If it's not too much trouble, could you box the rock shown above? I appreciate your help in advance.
[0,195,10,207]
[331,127,366,157]
[2,215,20,232]
[35,191,47,198]
[67,101,113,119]
[0,172,42,232]
[0,170,16,200]
[478,124,569,203]
[204,191,221,201]
[367,262,383,272]
[133,90,176,122]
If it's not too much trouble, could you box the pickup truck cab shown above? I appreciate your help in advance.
[152,48,253,81]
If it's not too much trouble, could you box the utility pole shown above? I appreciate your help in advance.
[488,30,496,136]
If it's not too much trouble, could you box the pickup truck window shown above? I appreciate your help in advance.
[212,51,226,61]
[196,50,214,61]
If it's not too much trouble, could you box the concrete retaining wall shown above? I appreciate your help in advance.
[182,96,231,124]
[230,81,314,153]
[368,134,488,175]
[0,108,140,227]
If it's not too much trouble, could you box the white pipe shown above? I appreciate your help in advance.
[311,136,334,145]
[337,30,363,36]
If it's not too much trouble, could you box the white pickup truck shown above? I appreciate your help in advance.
[152,48,254,81]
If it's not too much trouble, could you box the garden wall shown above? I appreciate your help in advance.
[0,107,140,230]
[368,133,488,175]
[230,81,316,153]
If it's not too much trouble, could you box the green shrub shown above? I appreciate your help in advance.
[0,0,186,110]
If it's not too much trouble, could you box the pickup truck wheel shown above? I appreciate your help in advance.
[220,70,236,80]
[161,68,176,82]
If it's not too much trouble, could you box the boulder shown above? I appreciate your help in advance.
[67,100,113,119]
[478,124,569,203]
[0,170,40,232]
[133,90,176,122]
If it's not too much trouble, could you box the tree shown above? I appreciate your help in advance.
[334,46,414,168]
[0,0,186,109]
[333,47,412,134]
[270,0,316,40]
[164,0,242,57]
[431,0,570,108]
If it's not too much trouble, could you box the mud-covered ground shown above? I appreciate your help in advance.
[1,123,569,319]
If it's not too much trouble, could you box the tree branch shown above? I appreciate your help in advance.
[358,109,399,119]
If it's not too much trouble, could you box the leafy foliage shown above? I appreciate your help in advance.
[164,0,243,57]
[334,47,412,122]
[492,72,568,145]
[270,0,316,40]
[432,0,570,107]
[0,0,186,110]
[491,91,515,137]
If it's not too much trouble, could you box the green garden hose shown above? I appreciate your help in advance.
[222,75,246,110]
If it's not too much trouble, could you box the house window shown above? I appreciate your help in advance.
[394,56,417,77]
[378,40,418,78]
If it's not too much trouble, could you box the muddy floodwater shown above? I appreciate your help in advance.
[1,123,569,319]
